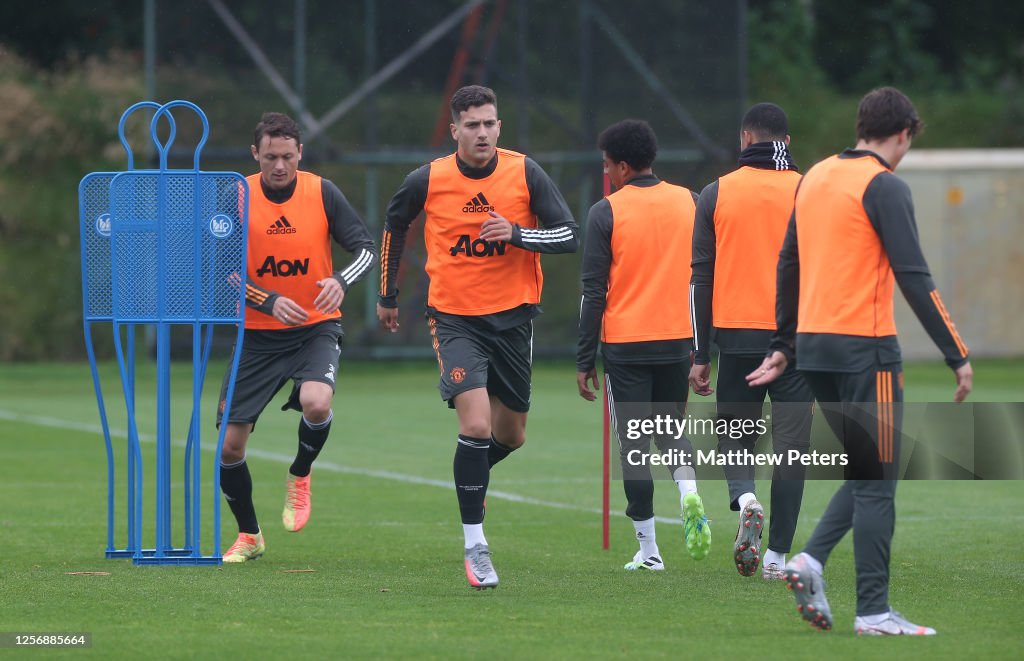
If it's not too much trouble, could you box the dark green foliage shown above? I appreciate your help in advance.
[0,1,1021,359]
[0,51,144,360]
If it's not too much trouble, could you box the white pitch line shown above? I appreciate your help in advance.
[0,408,681,525]
[10,408,1005,526]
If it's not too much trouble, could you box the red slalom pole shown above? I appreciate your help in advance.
[601,171,611,550]
[602,376,610,550]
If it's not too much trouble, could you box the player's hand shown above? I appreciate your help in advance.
[313,277,345,314]
[953,361,973,403]
[377,303,400,333]
[689,363,714,396]
[745,351,788,386]
[577,369,599,401]
[273,297,308,326]
[479,211,514,242]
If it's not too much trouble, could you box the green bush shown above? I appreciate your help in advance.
[0,48,143,360]
[746,0,1023,168]
[2,20,1021,360]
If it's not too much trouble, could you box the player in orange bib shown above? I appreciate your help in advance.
[689,103,813,581]
[377,86,578,589]
[576,120,711,571]
[218,113,376,563]
[748,88,972,635]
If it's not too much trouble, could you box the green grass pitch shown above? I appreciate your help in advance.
[0,358,1022,658]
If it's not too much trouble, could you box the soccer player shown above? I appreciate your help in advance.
[748,87,972,635]
[689,103,812,580]
[377,85,578,589]
[217,112,376,563]
[577,119,711,571]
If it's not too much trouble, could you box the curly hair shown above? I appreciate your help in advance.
[598,119,658,171]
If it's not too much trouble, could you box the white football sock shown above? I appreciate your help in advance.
[633,517,659,558]
[672,465,697,496]
[858,611,890,625]
[737,491,757,511]
[463,523,487,549]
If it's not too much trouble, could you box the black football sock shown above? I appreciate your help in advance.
[454,435,490,524]
[220,459,259,534]
[290,411,332,477]
[487,434,517,467]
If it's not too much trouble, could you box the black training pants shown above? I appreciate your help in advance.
[604,360,694,521]
[800,364,903,617]
[715,353,813,553]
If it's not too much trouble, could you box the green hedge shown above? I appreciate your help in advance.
[2,33,1021,360]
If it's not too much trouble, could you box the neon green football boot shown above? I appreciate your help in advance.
[682,492,711,560]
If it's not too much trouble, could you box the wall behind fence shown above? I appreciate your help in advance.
[897,150,1024,360]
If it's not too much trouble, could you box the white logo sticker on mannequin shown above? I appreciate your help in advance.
[209,214,233,239]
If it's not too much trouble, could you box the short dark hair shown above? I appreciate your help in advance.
[741,103,788,141]
[253,112,301,150]
[856,87,923,142]
[450,85,498,122]
[598,119,658,171]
